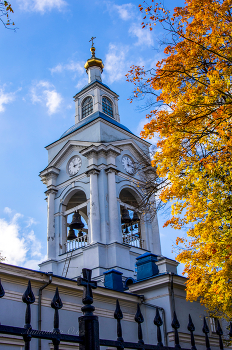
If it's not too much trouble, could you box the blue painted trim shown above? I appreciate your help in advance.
[103,269,123,275]
[55,111,134,142]
[136,252,158,260]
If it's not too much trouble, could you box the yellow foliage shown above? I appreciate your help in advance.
[127,0,232,319]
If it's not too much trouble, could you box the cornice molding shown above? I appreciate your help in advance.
[80,144,121,159]
[0,263,140,307]
[85,166,100,176]
[129,274,186,293]
[105,165,118,174]
[40,166,60,184]
[45,187,58,196]
[73,80,119,100]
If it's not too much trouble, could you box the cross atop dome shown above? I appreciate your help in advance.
[84,37,104,83]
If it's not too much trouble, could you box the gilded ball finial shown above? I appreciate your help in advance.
[90,46,96,58]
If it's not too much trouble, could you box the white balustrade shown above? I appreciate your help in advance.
[65,235,88,252]
[122,234,143,248]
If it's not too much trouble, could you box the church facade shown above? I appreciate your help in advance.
[0,45,227,350]
[39,44,162,282]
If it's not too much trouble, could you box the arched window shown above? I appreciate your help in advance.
[102,96,113,118]
[82,96,93,119]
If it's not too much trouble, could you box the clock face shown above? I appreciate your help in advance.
[67,156,82,176]
[122,156,134,174]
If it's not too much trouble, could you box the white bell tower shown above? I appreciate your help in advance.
[39,43,162,282]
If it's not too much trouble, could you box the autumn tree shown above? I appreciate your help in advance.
[127,0,232,319]
[0,1,15,29]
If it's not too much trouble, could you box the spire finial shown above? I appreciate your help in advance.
[89,36,96,58]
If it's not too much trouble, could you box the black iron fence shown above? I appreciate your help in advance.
[0,268,230,350]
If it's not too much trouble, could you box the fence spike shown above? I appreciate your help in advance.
[51,287,63,331]
[154,307,163,347]
[187,314,197,350]
[216,319,223,350]
[202,317,211,350]
[22,280,35,350]
[135,303,144,345]
[0,279,5,298]
[114,299,124,347]
[51,287,63,350]
[171,311,181,349]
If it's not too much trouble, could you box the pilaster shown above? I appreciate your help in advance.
[105,166,121,243]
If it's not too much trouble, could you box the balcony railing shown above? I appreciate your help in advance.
[123,233,143,248]
[65,234,88,252]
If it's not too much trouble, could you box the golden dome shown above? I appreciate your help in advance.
[84,46,104,72]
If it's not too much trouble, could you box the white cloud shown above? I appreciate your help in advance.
[0,87,15,112]
[3,207,12,214]
[19,0,67,13]
[105,2,135,21]
[129,23,154,46]
[30,81,63,115]
[114,3,135,20]
[50,60,85,75]
[45,90,62,115]
[104,43,130,83]
[0,208,44,269]
[26,217,38,228]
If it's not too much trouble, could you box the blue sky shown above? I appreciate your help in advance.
[0,0,185,272]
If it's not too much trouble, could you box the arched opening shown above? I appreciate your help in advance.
[82,96,93,119]
[66,190,87,211]
[62,190,89,253]
[119,188,142,248]
[102,96,113,118]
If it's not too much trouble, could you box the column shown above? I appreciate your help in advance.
[89,169,101,244]
[152,213,162,255]
[140,214,147,249]
[106,168,122,243]
[46,189,57,260]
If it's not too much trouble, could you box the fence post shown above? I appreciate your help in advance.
[77,268,99,350]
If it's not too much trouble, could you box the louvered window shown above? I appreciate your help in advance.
[82,96,93,119]
[102,97,113,118]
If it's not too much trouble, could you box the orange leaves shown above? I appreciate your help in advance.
[127,0,232,319]
[1,0,15,29]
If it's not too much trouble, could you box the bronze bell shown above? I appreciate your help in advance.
[69,211,85,230]
[132,211,139,222]
[67,227,77,241]
[121,208,132,224]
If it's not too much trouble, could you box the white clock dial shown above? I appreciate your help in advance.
[122,156,134,174]
[67,156,82,176]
